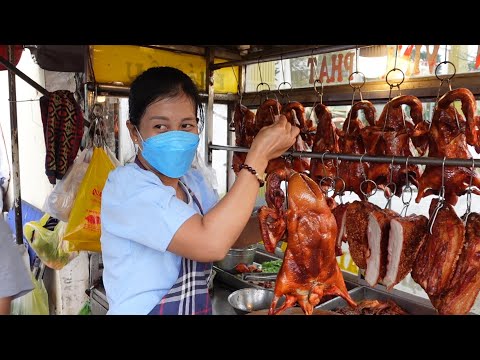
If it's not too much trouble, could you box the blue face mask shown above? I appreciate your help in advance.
[136,128,200,178]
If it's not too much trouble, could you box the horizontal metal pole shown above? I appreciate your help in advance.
[209,144,480,168]
[0,55,49,97]
[210,45,364,70]
[91,82,238,103]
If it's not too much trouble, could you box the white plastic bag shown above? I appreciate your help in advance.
[43,148,93,222]
[192,150,218,191]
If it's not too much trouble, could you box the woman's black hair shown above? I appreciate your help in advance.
[128,66,204,130]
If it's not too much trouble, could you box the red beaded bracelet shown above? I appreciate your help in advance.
[233,163,265,187]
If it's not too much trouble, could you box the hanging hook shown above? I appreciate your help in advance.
[433,59,460,130]
[334,155,346,204]
[384,156,397,209]
[400,156,414,216]
[359,153,377,199]
[464,157,475,224]
[428,156,447,234]
[318,151,335,196]
[345,71,366,135]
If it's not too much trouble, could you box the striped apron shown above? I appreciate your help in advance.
[139,160,212,315]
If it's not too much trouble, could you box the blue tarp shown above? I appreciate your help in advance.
[6,200,44,267]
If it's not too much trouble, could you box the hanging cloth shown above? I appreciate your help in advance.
[40,90,84,185]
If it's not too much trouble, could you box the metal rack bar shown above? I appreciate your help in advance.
[210,45,364,70]
[0,54,49,97]
[209,144,480,168]
[6,46,24,244]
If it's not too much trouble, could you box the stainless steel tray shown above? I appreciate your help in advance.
[214,248,359,296]
[317,286,438,315]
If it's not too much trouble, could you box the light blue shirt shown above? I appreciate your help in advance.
[100,163,219,315]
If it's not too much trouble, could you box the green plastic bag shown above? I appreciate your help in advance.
[11,275,49,315]
[24,214,77,270]
[78,300,91,315]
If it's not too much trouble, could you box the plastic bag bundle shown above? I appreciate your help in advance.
[24,213,77,270]
[63,146,117,252]
[43,148,93,222]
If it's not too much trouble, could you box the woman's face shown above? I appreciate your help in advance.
[128,92,198,142]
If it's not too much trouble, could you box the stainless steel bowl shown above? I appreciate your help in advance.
[214,244,257,273]
[227,288,285,315]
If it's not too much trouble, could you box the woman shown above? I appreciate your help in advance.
[100,66,299,315]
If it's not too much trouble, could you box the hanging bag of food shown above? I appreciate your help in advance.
[63,145,116,252]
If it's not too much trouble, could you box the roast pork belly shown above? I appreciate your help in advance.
[411,199,465,297]
[345,200,380,269]
[365,208,399,287]
[432,212,480,314]
[383,215,428,290]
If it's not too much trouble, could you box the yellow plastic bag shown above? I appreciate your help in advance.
[24,214,76,270]
[63,146,116,251]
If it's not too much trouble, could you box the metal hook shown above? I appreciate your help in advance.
[400,156,413,216]
[359,153,377,199]
[384,156,397,209]
[464,157,475,224]
[428,156,447,233]
[333,155,345,204]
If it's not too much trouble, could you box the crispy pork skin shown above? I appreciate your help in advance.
[365,208,399,287]
[433,212,480,314]
[412,199,465,297]
[383,215,428,290]
[345,200,380,269]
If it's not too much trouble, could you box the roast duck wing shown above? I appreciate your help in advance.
[413,88,480,205]
[431,212,480,314]
[310,103,339,187]
[258,168,356,315]
[361,95,426,196]
[232,104,256,174]
[337,101,376,200]
[412,198,465,298]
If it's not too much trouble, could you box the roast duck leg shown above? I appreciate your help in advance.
[336,100,376,200]
[232,103,256,174]
[360,95,427,196]
[413,88,480,205]
[258,168,356,315]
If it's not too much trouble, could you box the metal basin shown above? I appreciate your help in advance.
[227,288,285,315]
[214,244,257,273]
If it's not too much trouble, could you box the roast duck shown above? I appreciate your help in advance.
[232,99,311,178]
[412,198,480,314]
[258,168,356,315]
[360,95,427,196]
[413,88,480,205]
[309,103,339,188]
[232,103,256,174]
[336,101,376,200]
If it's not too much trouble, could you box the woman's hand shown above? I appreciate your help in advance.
[244,115,300,176]
[249,114,299,162]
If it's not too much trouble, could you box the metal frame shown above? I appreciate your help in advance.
[209,144,480,168]
[0,48,50,244]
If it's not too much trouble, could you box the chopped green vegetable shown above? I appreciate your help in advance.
[261,259,283,273]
